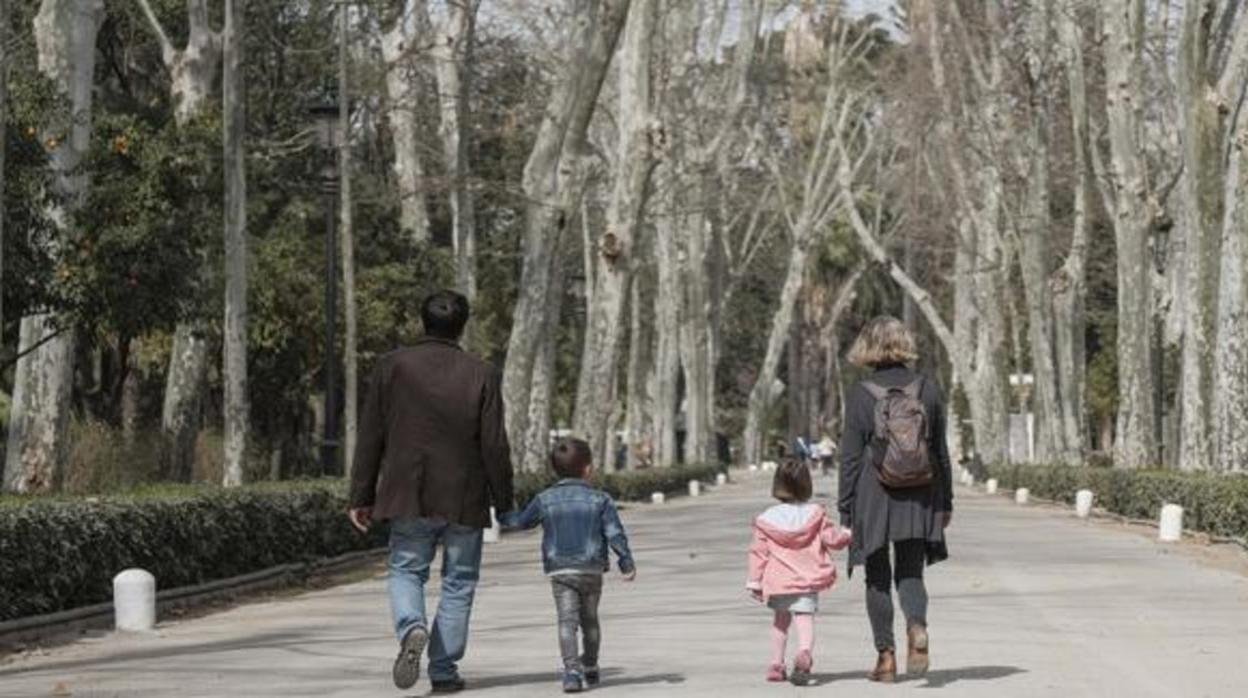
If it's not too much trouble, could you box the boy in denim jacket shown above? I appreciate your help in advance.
[500,438,636,693]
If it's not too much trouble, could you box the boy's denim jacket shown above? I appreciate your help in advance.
[500,479,635,575]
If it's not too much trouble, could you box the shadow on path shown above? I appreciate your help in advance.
[809,665,1026,688]
[460,667,685,692]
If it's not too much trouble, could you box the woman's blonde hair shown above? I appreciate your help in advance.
[846,315,918,368]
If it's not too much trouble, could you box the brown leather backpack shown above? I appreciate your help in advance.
[864,379,933,488]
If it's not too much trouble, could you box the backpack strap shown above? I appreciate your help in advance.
[902,377,924,400]
[862,382,889,401]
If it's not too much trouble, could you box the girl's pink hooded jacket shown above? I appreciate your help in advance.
[746,503,852,600]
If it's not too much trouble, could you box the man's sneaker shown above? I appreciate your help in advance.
[431,676,466,694]
[584,666,601,686]
[562,670,586,693]
[392,626,428,690]
[765,663,787,682]
[791,650,813,686]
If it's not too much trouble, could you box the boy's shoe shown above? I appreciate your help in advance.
[765,663,788,682]
[584,666,601,686]
[562,670,586,693]
[431,676,466,694]
[791,650,813,686]
[907,624,930,677]
[392,626,428,690]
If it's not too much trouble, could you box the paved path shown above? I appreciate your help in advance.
[3,471,1248,698]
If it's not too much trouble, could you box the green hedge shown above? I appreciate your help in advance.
[0,480,384,622]
[1,465,724,622]
[983,464,1248,540]
[513,463,723,510]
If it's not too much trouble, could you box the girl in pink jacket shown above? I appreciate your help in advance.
[746,461,853,685]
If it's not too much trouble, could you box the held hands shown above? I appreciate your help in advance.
[348,507,373,533]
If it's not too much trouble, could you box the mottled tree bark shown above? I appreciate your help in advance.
[1101,0,1158,468]
[3,0,103,494]
[502,0,631,468]
[431,0,478,301]
[381,0,432,244]
[221,0,248,486]
[651,187,681,467]
[0,0,7,351]
[339,2,359,478]
[136,0,221,481]
[573,0,657,465]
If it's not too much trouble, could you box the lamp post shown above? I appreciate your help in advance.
[309,97,340,476]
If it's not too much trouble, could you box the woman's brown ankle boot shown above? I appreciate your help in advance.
[868,649,897,683]
[907,624,930,677]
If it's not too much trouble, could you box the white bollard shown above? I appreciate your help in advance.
[1158,504,1184,542]
[113,569,156,632]
[985,479,999,495]
[748,464,759,472]
[1075,489,1094,519]
[716,473,728,487]
[483,507,501,543]
[651,492,666,505]
[1014,488,1030,505]
[688,480,701,497]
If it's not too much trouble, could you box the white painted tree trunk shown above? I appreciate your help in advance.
[3,0,103,494]
[221,0,248,486]
[431,0,478,301]
[573,0,657,465]
[1101,0,1158,469]
[136,0,221,481]
[339,2,359,478]
[381,0,431,245]
[502,0,631,467]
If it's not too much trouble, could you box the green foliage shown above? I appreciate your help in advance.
[0,480,384,622]
[512,464,724,510]
[984,464,1248,541]
[69,113,220,339]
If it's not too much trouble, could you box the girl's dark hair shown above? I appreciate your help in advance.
[772,460,813,503]
[551,438,593,478]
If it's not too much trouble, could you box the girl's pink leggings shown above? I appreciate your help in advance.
[770,611,814,664]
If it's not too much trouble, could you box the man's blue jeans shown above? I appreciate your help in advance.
[388,518,484,682]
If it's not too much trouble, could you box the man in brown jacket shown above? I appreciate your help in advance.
[348,290,514,694]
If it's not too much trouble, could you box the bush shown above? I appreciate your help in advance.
[514,464,723,510]
[983,464,1248,540]
[1,465,725,622]
[0,480,384,622]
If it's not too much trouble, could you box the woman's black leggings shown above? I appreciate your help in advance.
[864,539,928,651]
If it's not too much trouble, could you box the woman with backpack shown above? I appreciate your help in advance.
[837,316,954,683]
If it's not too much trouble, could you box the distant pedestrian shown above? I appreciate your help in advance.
[348,290,515,694]
[746,460,853,686]
[838,316,953,683]
[500,438,637,694]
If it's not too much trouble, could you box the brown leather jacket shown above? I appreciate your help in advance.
[349,338,515,528]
